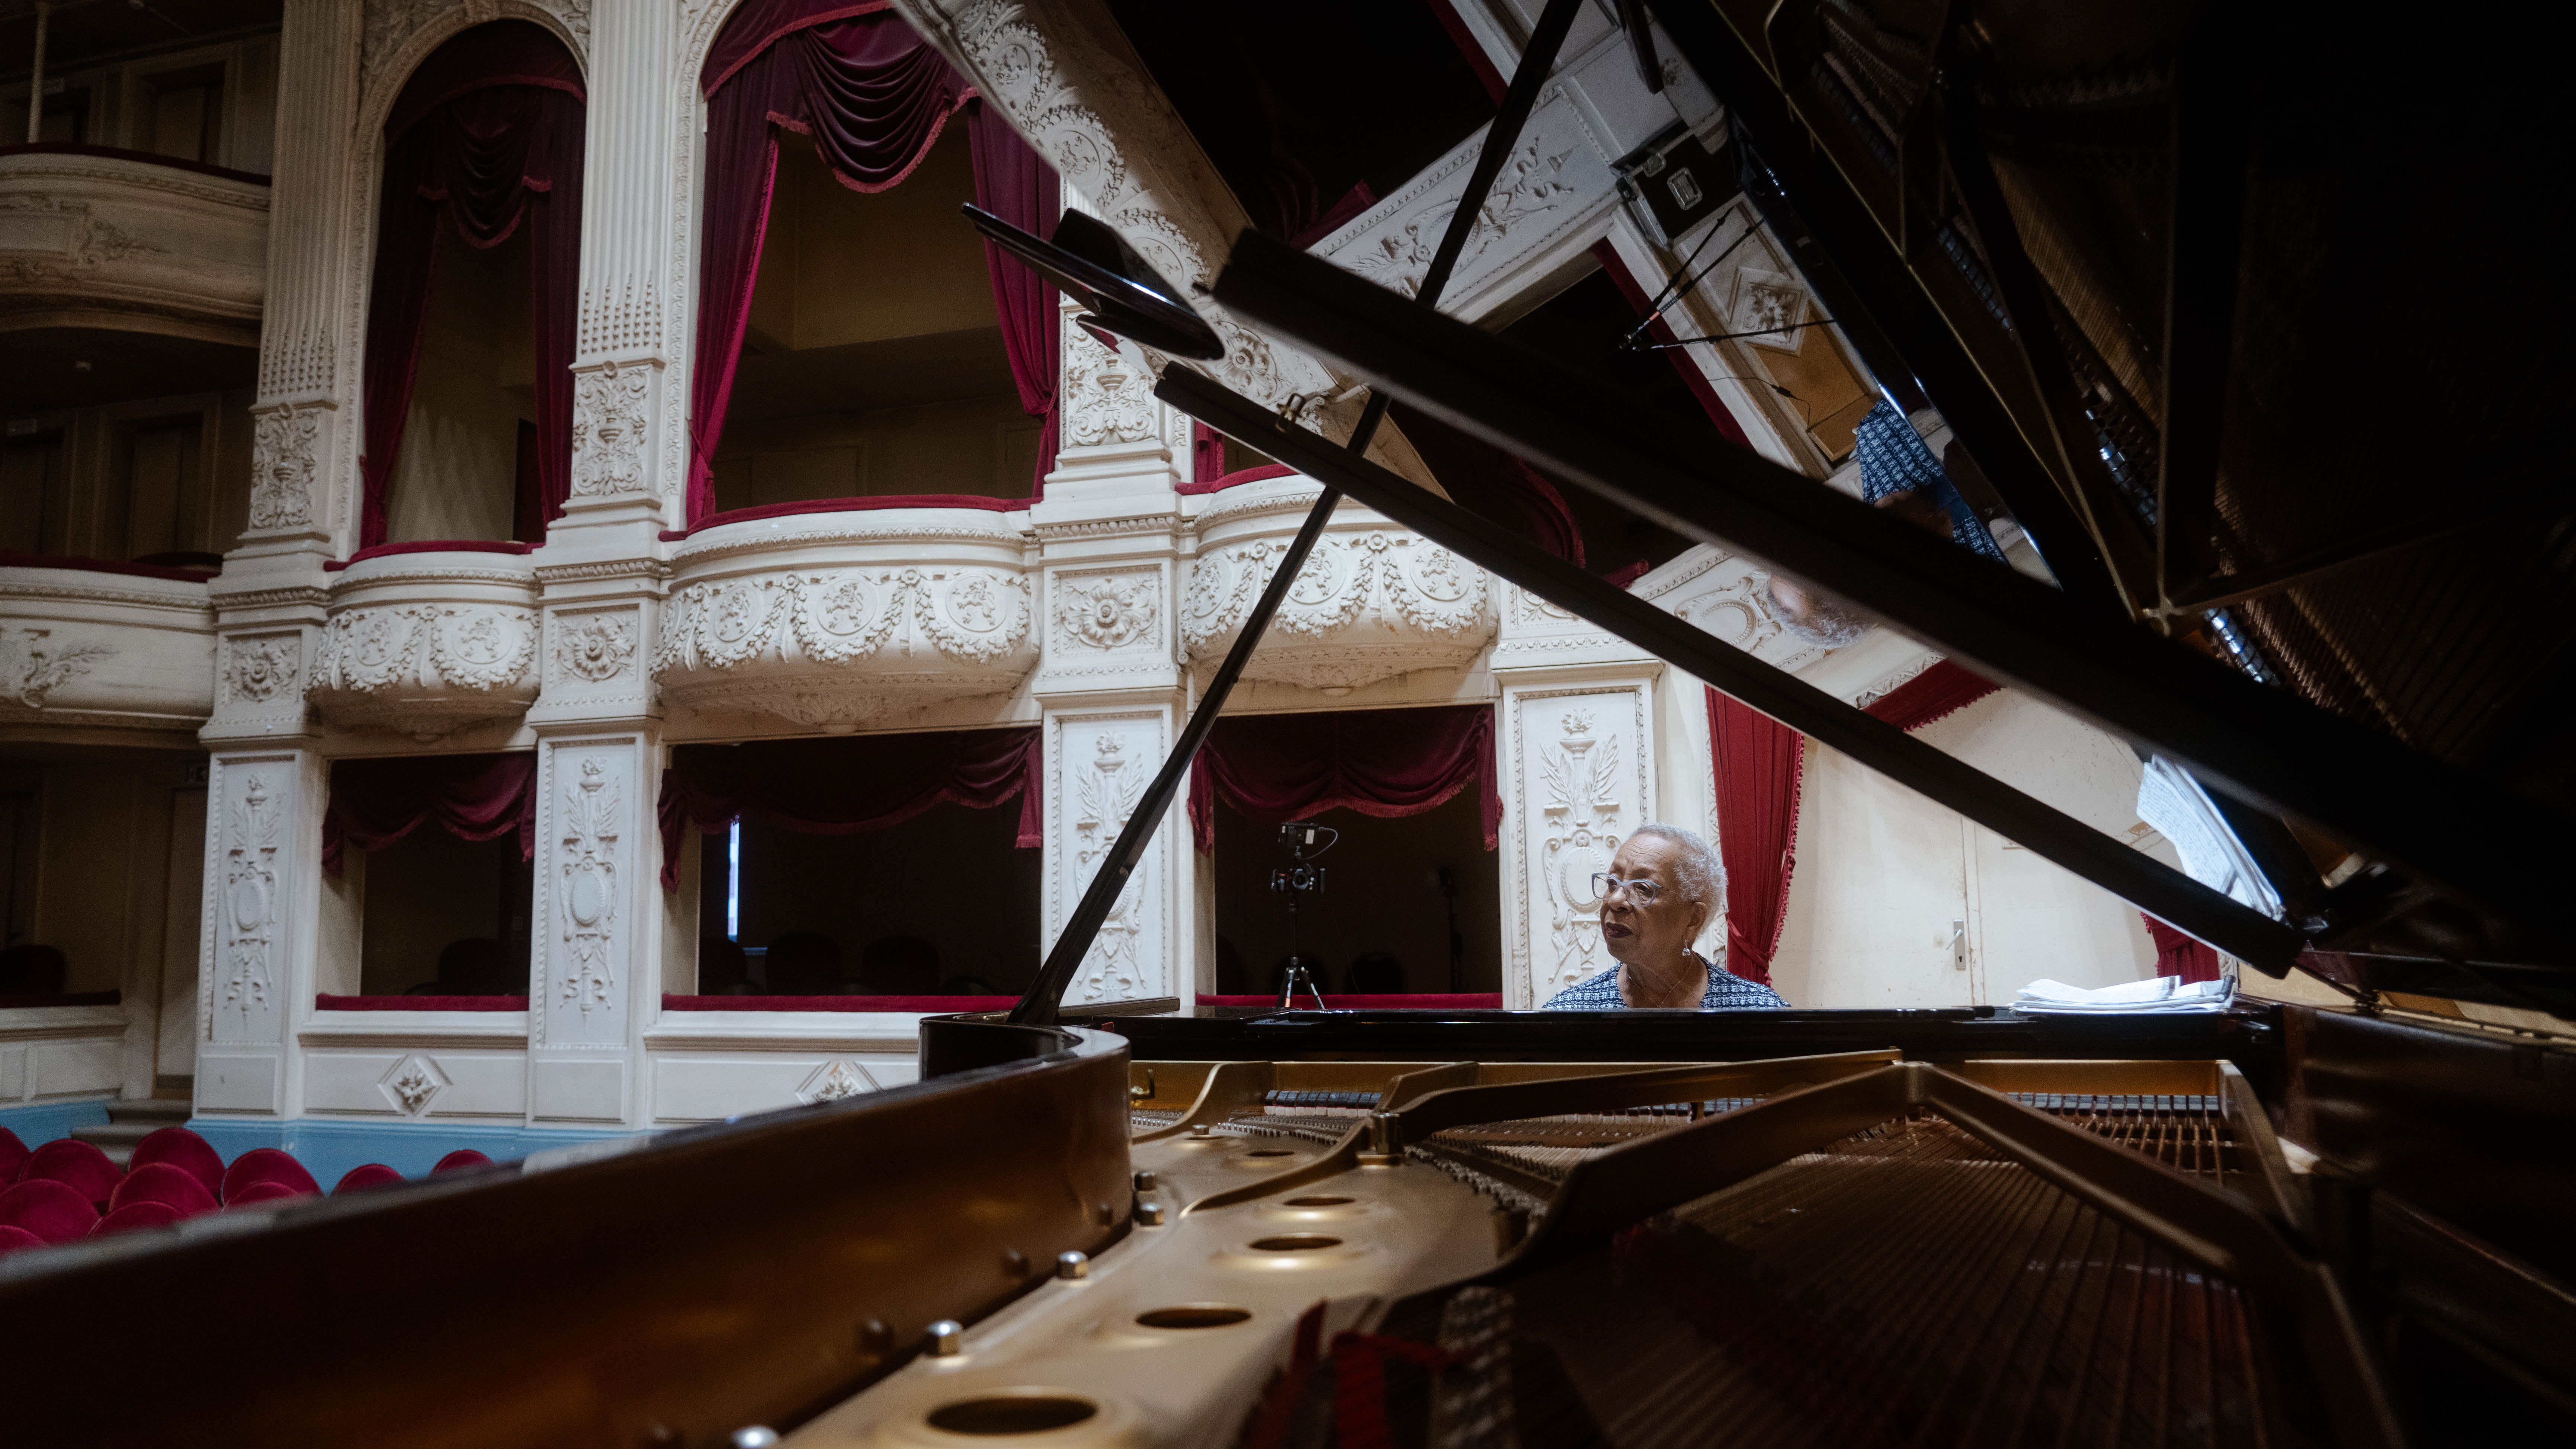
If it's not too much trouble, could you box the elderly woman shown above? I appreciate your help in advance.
[1540,823,1789,1009]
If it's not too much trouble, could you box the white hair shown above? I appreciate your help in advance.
[1627,822,1725,916]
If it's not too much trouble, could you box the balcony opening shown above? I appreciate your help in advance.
[357,20,581,555]
[0,331,257,565]
[1199,705,1502,1001]
[686,6,1060,530]
[357,826,534,997]
[695,798,1042,1000]
[1210,780,1501,1001]
[381,217,541,545]
[667,729,1044,1001]
[135,61,227,166]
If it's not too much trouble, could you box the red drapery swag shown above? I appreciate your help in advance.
[655,727,1041,889]
[1706,660,2004,984]
[360,21,585,549]
[689,0,1060,522]
[1864,659,2000,732]
[1187,705,1500,856]
[323,752,537,877]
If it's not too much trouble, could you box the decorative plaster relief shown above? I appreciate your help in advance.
[1050,716,1168,1006]
[1637,546,1830,672]
[307,604,540,739]
[380,1054,450,1116]
[247,404,323,530]
[558,760,620,1020]
[570,359,651,497]
[213,766,290,1045]
[533,743,634,1052]
[0,627,112,708]
[656,566,1033,730]
[1507,686,1655,1004]
[0,193,161,282]
[1184,529,1493,691]
[799,1058,880,1103]
[552,610,636,684]
[1061,326,1158,447]
[1052,570,1158,651]
[224,635,300,705]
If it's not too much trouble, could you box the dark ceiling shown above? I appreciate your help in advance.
[1103,0,1494,241]
[0,0,282,80]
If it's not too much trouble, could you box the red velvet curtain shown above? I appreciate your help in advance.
[968,99,1062,493]
[690,1,1058,520]
[1187,705,1500,856]
[360,22,584,549]
[1707,690,1802,985]
[1863,660,2000,730]
[656,727,1041,889]
[2142,915,2224,984]
[1389,401,1585,566]
[323,752,537,877]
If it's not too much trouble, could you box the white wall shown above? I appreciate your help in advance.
[1769,690,2160,1009]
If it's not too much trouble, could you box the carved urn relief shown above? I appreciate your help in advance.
[652,507,1037,731]
[1183,477,1494,693]
[305,549,543,740]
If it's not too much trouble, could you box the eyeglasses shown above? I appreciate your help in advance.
[1592,873,1663,905]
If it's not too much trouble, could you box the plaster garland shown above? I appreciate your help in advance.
[0,628,113,708]
[247,403,324,530]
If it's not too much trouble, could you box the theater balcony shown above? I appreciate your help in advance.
[652,501,1037,733]
[1182,471,1496,695]
[0,145,268,349]
[305,544,541,741]
[0,555,218,735]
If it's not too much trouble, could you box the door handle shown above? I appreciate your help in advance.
[1948,919,1967,972]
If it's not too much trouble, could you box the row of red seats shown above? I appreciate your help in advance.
[0,1125,493,1254]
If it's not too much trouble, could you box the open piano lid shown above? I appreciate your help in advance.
[1102,0,2575,1022]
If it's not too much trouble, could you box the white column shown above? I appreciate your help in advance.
[1490,583,1663,1008]
[236,0,362,566]
[559,0,684,541]
[194,750,328,1123]
[1031,308,1196,1006]
[525,730,661,1129]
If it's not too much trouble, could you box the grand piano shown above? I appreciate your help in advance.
[5,2,2570,1445]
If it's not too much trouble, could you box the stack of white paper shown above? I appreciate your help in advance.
[2014,974,2234,1014]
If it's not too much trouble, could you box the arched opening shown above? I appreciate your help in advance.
[683,0,1059,529]
[359,20,584,552]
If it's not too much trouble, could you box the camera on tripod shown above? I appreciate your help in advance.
[1268,820,1333,899]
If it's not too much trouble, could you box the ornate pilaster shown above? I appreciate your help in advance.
[238,0,364,563]
[526,732,657,1126]
[195,751,327,1119]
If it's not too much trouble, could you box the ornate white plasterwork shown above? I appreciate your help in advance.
[214,768,288,1044]
[569,359,651,497]
[306,604,541,739]
[1060,326,1158,447]
[798,1058,880,1103]
[552,610,636,684]
[1063,729,1148,1003]
[380,1054,450,1115]
[655,566,1034,729]
[224,636,301,705]
[1636,547,1829,673]
[1052,570,1158,652]
[361,0,590,96]
[558,759,619,1019]
[1505,684,1656,1005]
[1183,528,1494,692]
[0,627,112,708]
[247,404,324,531]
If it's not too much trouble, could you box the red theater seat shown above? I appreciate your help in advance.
[21,1138,120,1208]
[0,1125,28,1182]
[0,1179,101,1244]
[223,1179,313,1210]
[219,1147,320,1204]
[92,1200,184,1235]
[334,1163,404,1194]
[431,1149,493,1174]
[129,1126,225,1196]
[0,1222,45,1256]
[109,1162,218,1218]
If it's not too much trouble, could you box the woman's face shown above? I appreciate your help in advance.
[1598,835,1706,968]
